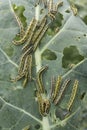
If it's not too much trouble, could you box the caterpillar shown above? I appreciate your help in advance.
[48,0,54,13]
[47,0,57,19]
[11,46,33,83]
[33,24,48,51]
[70,4,78,16]
[52,76,62,102]
[67,80,78,111]
[27,54,32,81]
[50,76,56,97]
[36,91,43,115]
[22,16,47,52]
[54,79,71,105]
[31,16,47,44]
[14,12,25,37]
[47,0,63,20]
[36,91,50,116]
[18,46,33,74]
[36,66,48,93]
[13,18,37,45]
[22,54,32,87]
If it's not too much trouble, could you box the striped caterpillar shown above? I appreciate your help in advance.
[47,0,63,20]
[22,16,47,52]
[36,66,48,93]
[13,18,37,45]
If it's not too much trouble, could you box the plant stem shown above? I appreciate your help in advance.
[42,117,51,130]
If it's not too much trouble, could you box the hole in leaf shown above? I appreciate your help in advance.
[48,13,63,35]
[83,34,86,37]
[62,46,84,68]
[80,92,86,100]
[3,46,14,57]
[35,124,40,129]
[83,15,87,25]
[13,4,27,28]
[65,9,70,13]
[78,36,80,39]
[41,49,57,60]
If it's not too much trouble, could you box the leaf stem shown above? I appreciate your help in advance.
[35,3,40,21]
[42,117,51,130]
[34,3,42,72]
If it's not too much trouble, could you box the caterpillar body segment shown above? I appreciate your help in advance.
[32,16,47,44]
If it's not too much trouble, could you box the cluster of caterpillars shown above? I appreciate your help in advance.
[12,0,79,119]
[12,0,63,87]
[12,16,48,87]
[36,66,78,117]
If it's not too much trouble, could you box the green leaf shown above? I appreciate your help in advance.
[68,0,87,24]
[0,0,87,130]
